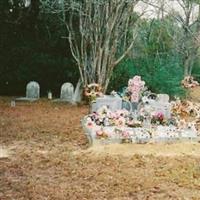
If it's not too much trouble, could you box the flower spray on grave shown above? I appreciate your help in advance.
[127,76,145,103]
[116,75,147,113]
[84,83,103,103]
[151,111,165,125]
[181,76,199,88]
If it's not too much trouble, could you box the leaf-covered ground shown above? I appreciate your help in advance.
[1,97,200,200]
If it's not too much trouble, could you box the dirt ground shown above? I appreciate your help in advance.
[1,97,200,200]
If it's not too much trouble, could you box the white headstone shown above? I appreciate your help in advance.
[26,81,40,99]
[91,95,122,112]
[157,94,170,103]
[147,94,171,119]
[149,101,171,119]
[60,82,74,102]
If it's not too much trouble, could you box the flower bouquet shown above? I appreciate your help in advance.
[181,76,199,88]
[151,111,165,125]
[84,83,103,102]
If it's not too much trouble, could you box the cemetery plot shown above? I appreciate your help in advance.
[82,76,200,145]
[2,97,200,199]
[82,106,199,145]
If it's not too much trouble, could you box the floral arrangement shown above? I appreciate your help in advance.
[82,75,200,143]
[85,105,175,131]
[84,83,103,102]
[127,76,145,103]
[87,106,132,127]
[171,99,199,117]
[151,111,164,125]
[181,76,199,88]
[84,101,199,142]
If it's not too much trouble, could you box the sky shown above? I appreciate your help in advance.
[134,0,199,23]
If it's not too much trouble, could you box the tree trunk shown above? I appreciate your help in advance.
[72,79,83,104]
[184,57,190,77]
[102,73,113,94]
[184,52,196,77]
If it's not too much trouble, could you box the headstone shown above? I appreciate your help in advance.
[26,81,40,99]
[122,101,138,112]
[60,82,74,102]
[15,81,40,102]
[91,95,122,112]
[149,94,171,119]
[151,102,171,119]
[157,94,170,103]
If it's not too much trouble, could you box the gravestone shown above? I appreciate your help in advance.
[60,82,74,102]
[91,95,122,113]
[122,101,138,112]
[16,81,40,102]
[149,94,171,119]
[157,94,170,103]
[26,81,40,99]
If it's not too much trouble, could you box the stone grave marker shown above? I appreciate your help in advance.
[91,95,122,113]
[26,81,40,99]
[149,94,171,119]
[16,81,40,102]
[60,82,74,102]
[157,94,170,103]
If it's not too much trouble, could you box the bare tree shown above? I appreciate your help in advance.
[141,0,200,77]
[41,0,140,93]
[176,0,200,76]
[68,0,142,92]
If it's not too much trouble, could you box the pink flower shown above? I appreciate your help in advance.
[130,86,140,92]
[156,112,164,118]
[87,121,95,128]
[135,82,145,88]
[122,131,130,138]
[133,76,141,82]
[96,130,103,136]
[153,112,164,122]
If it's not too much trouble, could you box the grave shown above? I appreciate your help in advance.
[16,81,40,102]
[82,101,199,145]
[82,76,200,146]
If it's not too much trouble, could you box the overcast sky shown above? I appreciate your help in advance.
[134,0,199,23]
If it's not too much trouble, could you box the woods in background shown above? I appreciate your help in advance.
[0,0,200,97]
